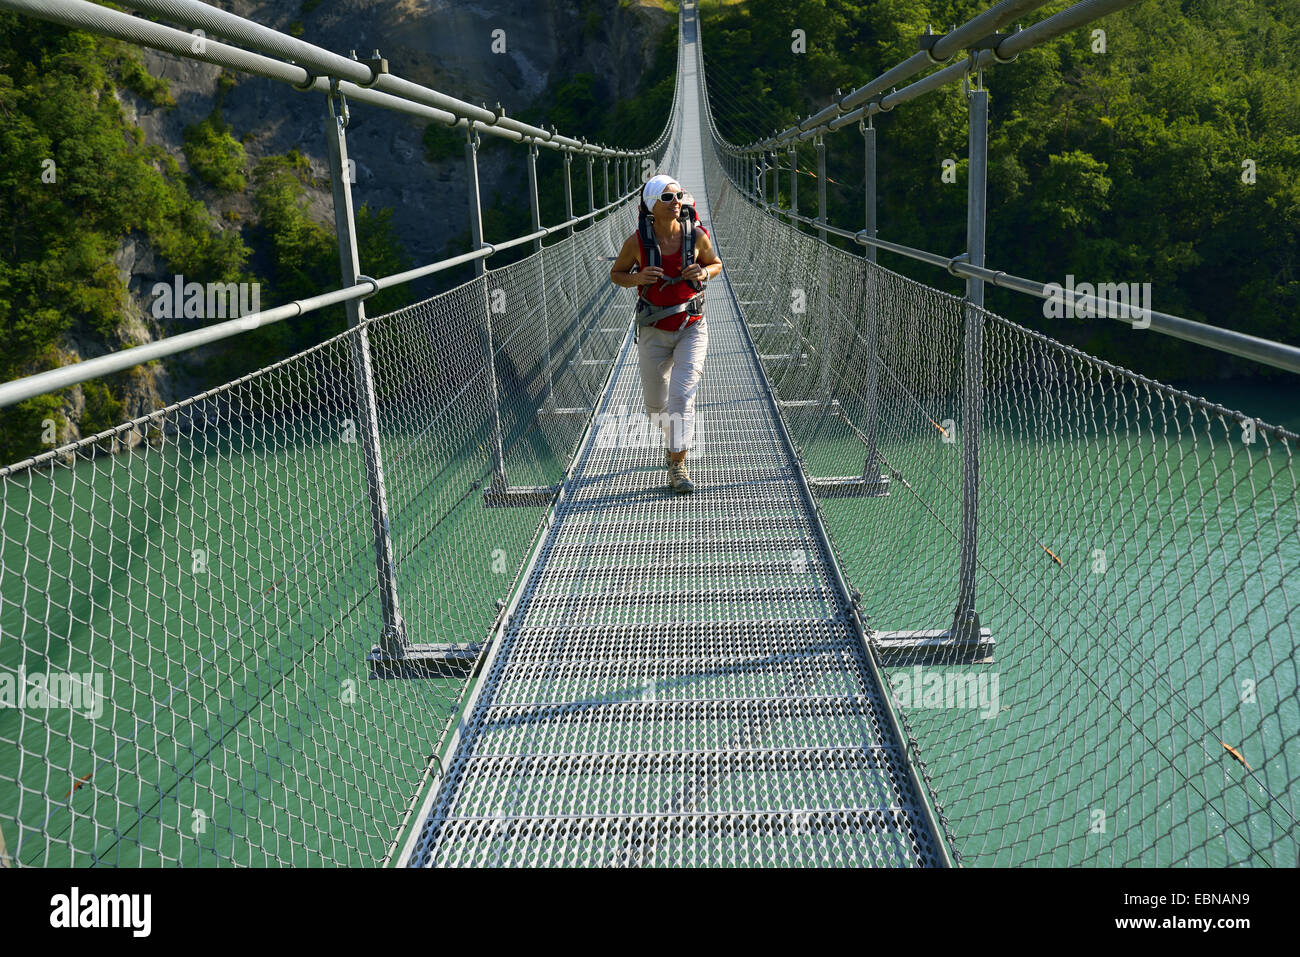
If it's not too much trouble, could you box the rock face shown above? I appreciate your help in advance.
[66,0,671,444]
[134,0,672,267]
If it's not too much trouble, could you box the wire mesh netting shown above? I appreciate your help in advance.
[0,187,648,865]
[700,49,1299,866]
[4,0,1296,869]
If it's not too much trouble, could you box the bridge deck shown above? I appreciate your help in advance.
[402,8,946,866]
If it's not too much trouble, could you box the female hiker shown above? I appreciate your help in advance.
[609,174,722,493]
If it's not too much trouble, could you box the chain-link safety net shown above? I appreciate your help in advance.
[698,21,1298,867]
[6,0,1295,869]
[0,174,659,868]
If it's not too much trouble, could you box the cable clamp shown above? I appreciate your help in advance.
[291,66,319,92]
[918,27,955,66]
[947,253,970,278]
[327,77,349,127]
[358,49,389,88]
[356,275,380,301]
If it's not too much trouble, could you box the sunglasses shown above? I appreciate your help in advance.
[659,190,686,203]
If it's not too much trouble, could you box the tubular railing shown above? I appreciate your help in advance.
[698,7,1299,866]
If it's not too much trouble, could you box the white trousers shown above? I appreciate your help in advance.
[636,315,708,453]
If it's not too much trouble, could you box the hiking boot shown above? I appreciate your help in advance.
[668,459,695,493]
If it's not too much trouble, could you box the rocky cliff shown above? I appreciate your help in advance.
[53,0,673,453]
[131,0,672,273]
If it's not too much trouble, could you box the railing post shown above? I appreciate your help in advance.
[789,144,798,225]
[528,138,557,412]
[527,138,543,255]
[585,151,596,218]
[812,136,830,402]
[860,117,881,474]
[465,127,509,494]
[564,149,586,390]
[603,155,610,208]
[322,86,408,654]
[769,149,776,212]
[862,117,877,265]
[815,134,827,243]
[563,149,575,238]
[951,67,988,642]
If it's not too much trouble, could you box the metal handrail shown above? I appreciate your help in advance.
[744,185,1300,377]
[0,0,684,408]
[0,0,665,158]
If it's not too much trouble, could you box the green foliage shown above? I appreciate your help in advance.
[700,0,1300,381]
[357,204,415,316]
[0,393,63,466]
[79,378,125,437]
[0,14,251,461]
[508,21,678,236]
[423,121,468,164]
[0,16,421,463]
[183,110,248,192]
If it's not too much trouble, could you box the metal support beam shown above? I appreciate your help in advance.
[323,87,408,655]
[862,118,877,265]
[768,150,775,210]
[527,139,558,416]
[527,139,543,255]
[603,156,610,207]
[815,135,827,243]
[789,144,798,224]
[586,154,596,217]
[465,128,508,496]
[860,260,883,482]
[563,151,575,238]
[951,71,988,643]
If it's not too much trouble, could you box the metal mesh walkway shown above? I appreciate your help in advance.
[401,10,947,867]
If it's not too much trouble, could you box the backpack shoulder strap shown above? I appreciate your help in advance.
[637,206,661,270]
[680,207,702,292]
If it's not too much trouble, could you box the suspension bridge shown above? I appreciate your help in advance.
[0,0,1296,868]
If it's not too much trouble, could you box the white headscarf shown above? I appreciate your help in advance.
[642,173,680,211]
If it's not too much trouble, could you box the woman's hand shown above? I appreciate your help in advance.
[681,263,709,283]
[633,266,665,285]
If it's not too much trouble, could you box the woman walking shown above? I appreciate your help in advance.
[609,174,722,493]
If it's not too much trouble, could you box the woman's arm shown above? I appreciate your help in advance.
[682,231,722,283]
[610,234,662,288]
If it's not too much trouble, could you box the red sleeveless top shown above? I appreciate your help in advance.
[637,224,709,331]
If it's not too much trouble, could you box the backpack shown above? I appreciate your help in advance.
[633,198,706,327]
